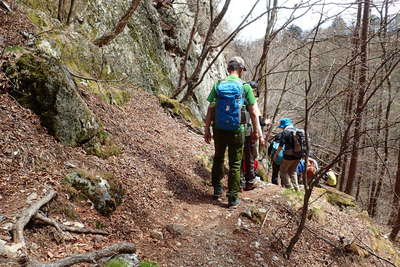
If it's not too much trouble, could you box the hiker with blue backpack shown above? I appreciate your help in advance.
[241,81,266,191]
[204,56,261,208]
[273,118,307,191]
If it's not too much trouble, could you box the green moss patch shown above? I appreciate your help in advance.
[65,168,124,216]
[83,130,122,159]
[158,94,202,130]
[139,261,159,267]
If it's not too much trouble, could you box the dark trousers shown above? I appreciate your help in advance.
[271,161,280,185]
[211,128,244,198]
[243,136,256,184]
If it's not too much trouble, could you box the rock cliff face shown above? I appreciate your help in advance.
[18,0,226,119]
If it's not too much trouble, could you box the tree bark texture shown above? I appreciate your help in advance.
[345,0,370,195]
[338,0,362,193]
[93,0,142,47]
[28,242,136,267]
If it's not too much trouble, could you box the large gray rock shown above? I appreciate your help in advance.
[4,50,100,146]
[18,0,226,120]
[65,170,124,216]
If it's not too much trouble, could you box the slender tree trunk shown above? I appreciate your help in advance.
[176,0,231,102]
[66,0,76,24]
[338,0,362,192]
[177,0,200,91]
[58,0,65,22]
[389,142,400,225]
[93,0,142,47]
[345,0,370,195]
[390,206,400,241]
[368,1,392,217]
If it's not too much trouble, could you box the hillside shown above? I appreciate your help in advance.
[1,90,400,266]
[1,0,400,266]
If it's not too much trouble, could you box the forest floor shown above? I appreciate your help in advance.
[1,88,400,267]
[1,2,400,265]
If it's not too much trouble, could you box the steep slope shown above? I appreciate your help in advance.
[1,90,400,266]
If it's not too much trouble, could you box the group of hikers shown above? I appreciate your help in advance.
[203,56,337,208]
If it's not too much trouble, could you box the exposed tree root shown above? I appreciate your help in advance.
[13,190,57,249]
[27,242,136,267]
[34,212,108,235]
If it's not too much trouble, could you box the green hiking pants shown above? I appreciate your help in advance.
[211,128,244,199]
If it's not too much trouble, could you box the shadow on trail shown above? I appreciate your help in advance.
[137,148,215,206]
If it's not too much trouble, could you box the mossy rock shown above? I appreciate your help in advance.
[65,169,124,216]
[104,254,140,267]
[317,186,356,208]
[157,94,202,130]
[139,260,159,267]
[3,50,101,146]
[83,130,122,159]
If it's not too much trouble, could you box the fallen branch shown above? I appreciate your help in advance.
[34,212,108,235]
[0,0,12,12]
[351,231,396,267]
[13,190,57,248]
[28,242,136,267]
[259,206,273,234]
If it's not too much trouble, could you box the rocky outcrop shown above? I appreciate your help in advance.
[4,49,100,146]
[17,0,225,120]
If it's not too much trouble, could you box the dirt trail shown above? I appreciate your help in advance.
[1,89,399,266]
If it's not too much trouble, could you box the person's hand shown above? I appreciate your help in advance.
[259,137,266,147]
[251,130,259,142]
[273,152,278,162]
[204,127,212,144]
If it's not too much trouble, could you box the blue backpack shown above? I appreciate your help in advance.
[271,141,284,165]
[214,80,245,131]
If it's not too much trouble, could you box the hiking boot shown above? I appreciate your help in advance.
[213,186,223,199]
[228,197,240,208]
[244,183,256,191]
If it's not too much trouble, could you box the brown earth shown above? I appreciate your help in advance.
[1,88,399,266]
[0,1,399,265]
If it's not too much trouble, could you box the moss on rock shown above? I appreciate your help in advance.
[3,50,101,146]
[158,94,202,129]
[321,187,356,208]
[65,169,124,216]
[83,130,122,159]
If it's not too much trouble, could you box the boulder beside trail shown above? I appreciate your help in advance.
[65,170,124,216]
[4,49,100,146]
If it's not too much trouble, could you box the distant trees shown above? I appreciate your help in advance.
[286,24,303,40]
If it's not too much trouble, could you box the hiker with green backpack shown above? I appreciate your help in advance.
[273,118,307,191]
[204,56,260,208]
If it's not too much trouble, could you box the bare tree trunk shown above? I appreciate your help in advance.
[345,0,370,195]
[177,0,200,90]
[66,0,76,24]
[93,0,142,47]
[58,0,66,22]
[173,0,232,102]
[368,1,392,217]
[389,205,400,241]
[254,0,278,119]
[389,142,400,225]
[338,0,362,192]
